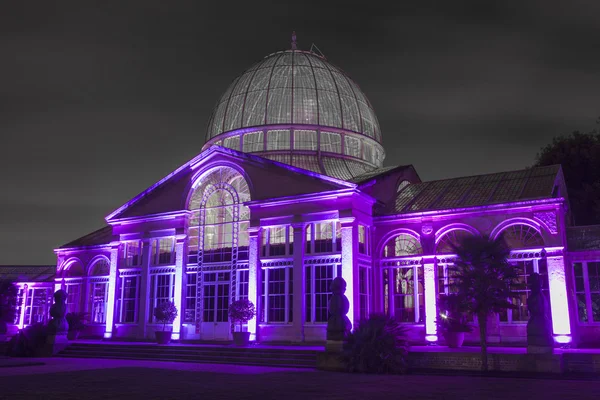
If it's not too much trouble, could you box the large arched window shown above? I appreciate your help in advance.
[381,233,423,324]
[88,258,110,324]
[496,224,547,324]
[63,260,84,314]
[185,166,251,330]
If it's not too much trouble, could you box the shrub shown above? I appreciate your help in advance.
[0,281,18,334]
[66,312,88,332]
[344,314,409,374]
[228,299,255,332]
[154,302,178,331]
[6,323,48,357]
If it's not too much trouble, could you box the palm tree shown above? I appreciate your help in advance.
[448,236,521,371]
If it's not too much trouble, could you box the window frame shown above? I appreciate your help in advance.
[573,260,600,325]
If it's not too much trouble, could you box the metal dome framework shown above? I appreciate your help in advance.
[202,50,386,180]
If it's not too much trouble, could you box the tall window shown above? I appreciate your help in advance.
[261,226,293,257]
[573,261,600,323]
[149,274,175,323]
[381,233,423,323]
[88,259,110,324]
[305,221,341,254]
[305,263,340,323]
[237,270,249,301]
[117,275,140,323]
[64,261,84,314]
[358,225,368,255]
[359,266,370,319]
[261,267,293,323]
[187,167,251,265]
[184,273,197,323]
[151,238,175,265]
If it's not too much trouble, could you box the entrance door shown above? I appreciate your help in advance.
[201,272,231,341]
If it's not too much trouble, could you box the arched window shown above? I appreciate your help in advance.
[63,261,84,314]
[381,233,424,324]
[499,224,544,249]
[496,224,547,324]
[185,166,251,329]
[88,258,110,324]
[382,233,423,258]
[436,229,474,254]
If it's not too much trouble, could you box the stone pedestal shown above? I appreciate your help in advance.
[42,334,69,357]
[325,340,344,353]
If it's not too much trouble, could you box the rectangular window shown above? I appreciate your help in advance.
[149,274,175,323]
[573,261,600,324]
[320,131,341,153]
[314,222,334,253]
[117,276,140,323]
[124,241,142,267]
[293,130,317,150]
[391,266,424,324]
[65,282,81,314]
[359,266,370,320]
[305,224,312,254]
[184,273,197,323]
[261,268,292,323]
[358,225,367,254]
[305,264,339,323]
[243,131,264,152]
[238,221,249,261]
[237,270,249,301]
[24,288,50,326]
[268,226,287,257]
[152,238,175,265]
[90,282,108,324]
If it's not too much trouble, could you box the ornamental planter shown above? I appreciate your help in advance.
[444,331,465,348]
[67,330,80,341]
[232,331,251,346]
[155,331,172,345]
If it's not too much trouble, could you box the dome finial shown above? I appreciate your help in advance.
[291,31,297,50]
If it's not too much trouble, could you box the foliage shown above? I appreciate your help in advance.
[448,235,521,371]
[343,314,409,374]
[154,302,178,331]
[6,323,48,357]
[228,299,255,331]
[65,312,88,332]
[535,122,600,225]
[436,294,472,334]
[0,280,18,333]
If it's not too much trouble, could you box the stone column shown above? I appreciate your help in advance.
[171,235,186,340]
[104,242,120,339]
[18,284,28,329]
[138,239,152,339]
[340,218,359,329]
[247,227,260,341]
[292,223,306,342]
[546,252,571,342]
[422,255,437,342]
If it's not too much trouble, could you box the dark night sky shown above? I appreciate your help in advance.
[1,1,599,264]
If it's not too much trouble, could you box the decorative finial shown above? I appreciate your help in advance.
[291,31,297,50]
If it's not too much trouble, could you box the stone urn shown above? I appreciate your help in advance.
[155,331,172,345]
[444,331,465,348]
[232,332,251,346]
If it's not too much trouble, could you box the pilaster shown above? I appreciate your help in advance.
[546,248,572,343]
[422,255,437,342]
[172,235,186,340]
[292,223,306,342]
[340,217,359,330]
[247,226,260,341]
[104,242,120,339]
[138,239,152,339]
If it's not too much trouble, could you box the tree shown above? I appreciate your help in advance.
[448,236,521,371]
[535,119,600,225]
[0,280,18,334]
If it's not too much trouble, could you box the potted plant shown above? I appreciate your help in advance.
[436,294,472,348]
[66,312,89,340]
[228,299,255,346]
[154,301,178,344]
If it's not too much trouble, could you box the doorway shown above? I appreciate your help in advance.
[201,272,231,340]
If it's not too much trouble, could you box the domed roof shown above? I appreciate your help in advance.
[206,50,382,143]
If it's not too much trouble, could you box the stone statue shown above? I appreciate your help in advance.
[526,273,554,353]
[47,290,68,336]
[326,277,352,341]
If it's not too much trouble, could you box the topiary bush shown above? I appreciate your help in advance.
[228,299,255,332]
[343,313,409,374]
[154,302,178,331]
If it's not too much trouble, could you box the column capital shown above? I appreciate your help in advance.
[339,217,356,227]
[175,234,187,243]
[248,226,261,236]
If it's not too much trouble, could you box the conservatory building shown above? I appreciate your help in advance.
[13,43,600,347]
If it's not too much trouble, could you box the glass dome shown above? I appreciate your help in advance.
[203,48,386,180]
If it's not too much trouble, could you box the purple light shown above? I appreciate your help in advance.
[171,239,185,340]
[247,229,259,340]
[104,245,119,339]
[423,257,437,338]
[340,219,356,328]
[554,335,571,344]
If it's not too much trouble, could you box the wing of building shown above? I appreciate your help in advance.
[5,41,600,347]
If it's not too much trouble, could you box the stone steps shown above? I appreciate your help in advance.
[56,343,319,368]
